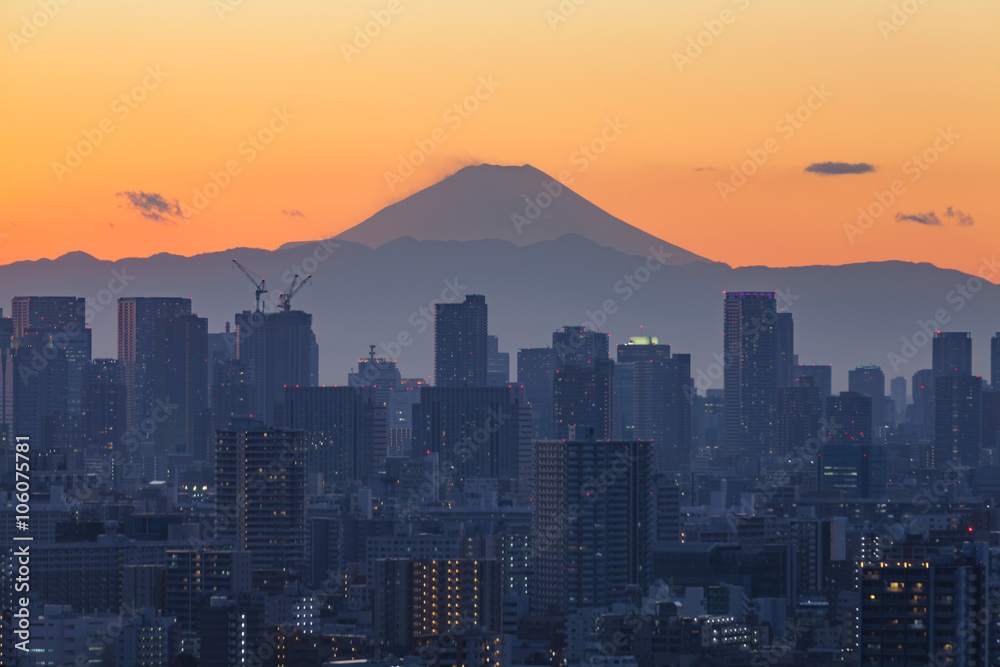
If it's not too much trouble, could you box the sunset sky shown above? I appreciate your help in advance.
[1,0,997,274]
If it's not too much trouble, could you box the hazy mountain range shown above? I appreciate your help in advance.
[2,164,998,393]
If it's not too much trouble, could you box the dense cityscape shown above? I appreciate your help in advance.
[2,283,999,666]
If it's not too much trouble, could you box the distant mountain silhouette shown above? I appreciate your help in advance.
[2,235,999,393]
[329,164,708,264]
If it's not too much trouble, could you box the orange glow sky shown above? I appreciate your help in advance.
[1,0,997,273]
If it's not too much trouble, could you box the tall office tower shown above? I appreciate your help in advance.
[775,312,795,388]
[931,332,980,468]
[532,437,652,614]
[215,419,306,586]
[210,359,254,445]
[118,297,192,455]
[819,392,884,497]
[849,365,886,444]
[933,331,973,377]
[235,309,318,424]
[434,294,488,387]
[615,336,692,472]
[282,386,386,483]
[552,326,614,440]
[890,376,907,424]
[723,292,778,462]
[81,359,123,455]
[775,380,823,457]
[795,364,833,405]
[411,386,530,491]
[912,369,935,441]
[152,314,209,471]
[517,347,557,441]
[993,333,1000,391]
[486,335,510,386]
[11,332,72,450]
[0,312,12,446]
[11,296,92,416]
[860,544,992,666]
[934,375,982,468]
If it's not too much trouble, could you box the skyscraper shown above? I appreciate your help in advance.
[889,376,907,424]
[552,326,613,440]
[775,312,794,388]
[932,332,980,468]
[795,364,833,405]
[235,309,318,424]
[775,380,823,457]
[81,359,123,456]
[848,365,886,444]
[517,347,557,441]
[532,436,653,613]
[615,336,692,472]
[118,297,192,454]
[932,331,972,377]
[724,292,778,462]
[819,391,883,497]
[912,369,935,441]
[486,334,510,386]
[992,333,1000,391]
[152,314,209,470]
[215,419,306,587]
[434,294,488,387]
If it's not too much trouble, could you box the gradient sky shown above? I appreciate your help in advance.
[1,0,997,274]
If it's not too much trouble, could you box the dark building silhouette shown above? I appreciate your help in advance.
[532,436,653,613]
[411,386,530,492]
[282,385,386,483]
[215,419,306,587]
[152,314,209,472]
[849,365,886,444]
[796,364,832,406]
[890,375,907,424]
[615,336,692,471]
[992,332,1000,391]
[912,369,935,441]
[517,347,557,441]
[82,359,124,456]
[211,359,254,446]
[775,380,823,456]
[552,326,613,440]
[434,294,488,387]
[235,309,318,424]
[0,311,12,446]
[11,296,91,417]
[486,334,510,386]
[932,332,980,468]
[775,312,794,388]
[118,297,192,467]
[819,391,884,497]
[724,292,777,463]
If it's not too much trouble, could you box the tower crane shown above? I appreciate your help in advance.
[232,259,268,312]
[279,274,312,311]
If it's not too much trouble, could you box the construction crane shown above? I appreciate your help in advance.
[232,259,268,312]
[279,274,312,311]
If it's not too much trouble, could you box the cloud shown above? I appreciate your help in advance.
[805,161,876,175]
[282,209,305,218]
[694,166,718,172]
[116,191,184,224]
[895,208,976,227]
[945,206,975,226]
[895,212,942,226]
